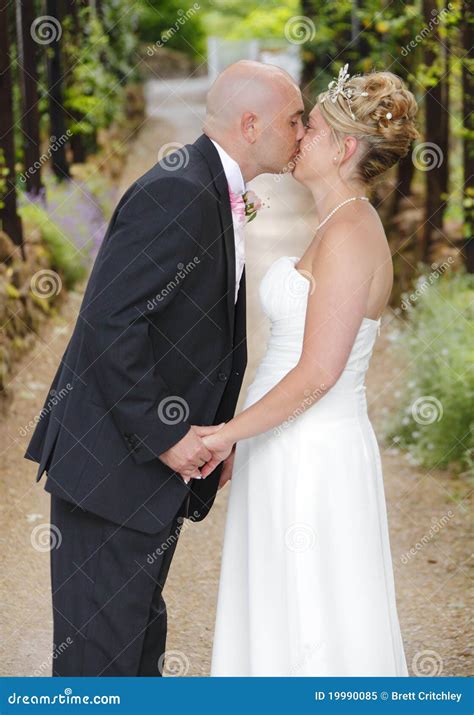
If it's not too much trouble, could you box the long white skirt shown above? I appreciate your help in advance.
[211,392,409,677]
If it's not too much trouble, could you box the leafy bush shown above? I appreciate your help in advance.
[18,202,87,289]
[204,0,298,40]
[386,269,474,477]
[62,4,140,150]
[138,0,205,57]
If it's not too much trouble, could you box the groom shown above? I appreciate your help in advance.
[25,60,304,676]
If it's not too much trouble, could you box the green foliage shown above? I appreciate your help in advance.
[137,0,205,57]
[386,270,474,476]
[63,3,140,143]
[0,149,8,211]
[203,0,298,40]
[18,203,87,289]
[299,0,425,96]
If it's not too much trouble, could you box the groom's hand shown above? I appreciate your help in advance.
[159,424,225,481]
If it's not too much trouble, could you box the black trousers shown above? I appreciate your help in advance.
[49,493,186,676]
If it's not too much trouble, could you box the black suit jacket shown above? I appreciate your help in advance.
[24,135,247,534]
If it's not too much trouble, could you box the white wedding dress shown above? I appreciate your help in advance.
[211,256,408,677]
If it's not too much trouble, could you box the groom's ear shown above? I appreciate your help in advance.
[241,111,257,143]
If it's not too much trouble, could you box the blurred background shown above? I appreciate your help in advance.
[0,0,472,677]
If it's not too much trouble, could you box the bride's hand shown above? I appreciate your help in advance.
[200,425,235,477]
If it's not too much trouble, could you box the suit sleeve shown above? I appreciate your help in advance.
[81,177,203,464]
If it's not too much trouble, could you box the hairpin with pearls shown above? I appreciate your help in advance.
[320,63,369,120]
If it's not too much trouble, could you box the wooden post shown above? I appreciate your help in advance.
[0,3,25,256]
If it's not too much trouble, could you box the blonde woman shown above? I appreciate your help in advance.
[203,68,419,676]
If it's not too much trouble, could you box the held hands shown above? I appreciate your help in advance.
[200,428,235,479]
[158,423,234,484]
[159,424,225,482]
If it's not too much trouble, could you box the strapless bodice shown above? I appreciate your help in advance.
[243,256,381,420]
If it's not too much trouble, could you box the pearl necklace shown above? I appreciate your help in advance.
[315,196,369,231]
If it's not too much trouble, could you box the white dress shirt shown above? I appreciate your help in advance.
[210,139,246,304]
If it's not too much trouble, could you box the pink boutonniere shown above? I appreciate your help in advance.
[242,190,263,223]
[228,186,264,224]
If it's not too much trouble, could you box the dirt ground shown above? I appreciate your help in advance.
[1,77,471,678]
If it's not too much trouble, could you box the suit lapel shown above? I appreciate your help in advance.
[194,134,236,342]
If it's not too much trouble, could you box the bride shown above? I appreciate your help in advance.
[201,68,419,676]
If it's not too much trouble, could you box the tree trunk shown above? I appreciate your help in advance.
[46,0,70,180]
[16,0,44,198]
[0,4,24,255]
[461,0,473,272]
[393,153,416,213]
[421,0,448,263]
[66,0,87,163]
[300,0,318,103]
[440,36,450,199]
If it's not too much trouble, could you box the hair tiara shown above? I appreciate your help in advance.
[320,63,371,121]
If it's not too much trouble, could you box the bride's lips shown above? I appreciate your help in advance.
[290,150,303,171]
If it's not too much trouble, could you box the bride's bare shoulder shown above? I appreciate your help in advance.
[309,209,388,274]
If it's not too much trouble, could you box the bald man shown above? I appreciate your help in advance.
[25,61,305,676]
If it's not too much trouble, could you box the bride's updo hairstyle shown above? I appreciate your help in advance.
[317,70,419,184]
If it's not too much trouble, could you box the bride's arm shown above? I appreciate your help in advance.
[201,220,375,474]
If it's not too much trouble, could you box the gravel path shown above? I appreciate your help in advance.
[1,77,470,678]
